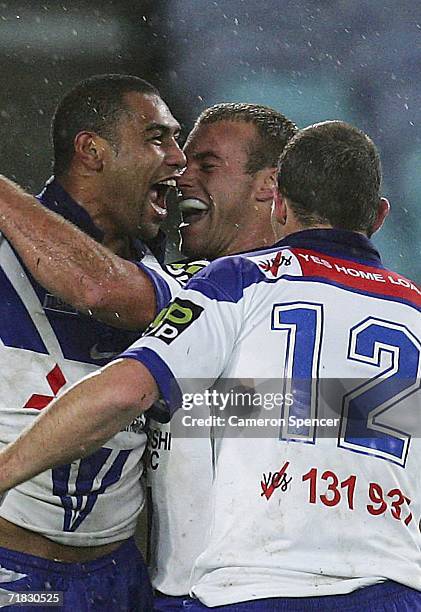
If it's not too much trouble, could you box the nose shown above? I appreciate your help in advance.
[176,162,195,190]
[166,140,187,172]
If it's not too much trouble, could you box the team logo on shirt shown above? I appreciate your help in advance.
[163,259,209,287]
[143,298,204,345]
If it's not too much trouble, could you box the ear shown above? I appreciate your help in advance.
[272,188,287,225]
[371,197,390,234]
[254,167,277,202]
[73,132,105,171]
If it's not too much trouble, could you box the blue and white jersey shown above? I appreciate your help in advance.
[0,177,185,547]
[122,229,421,606]
[146,410,213,596]
[143,257,212,596]
[142,257,210,316]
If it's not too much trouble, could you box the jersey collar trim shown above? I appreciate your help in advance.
[274,229,382,266]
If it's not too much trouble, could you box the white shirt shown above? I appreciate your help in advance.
[122,232,421,606]
[144,259,212,594]
[0,235,186,546]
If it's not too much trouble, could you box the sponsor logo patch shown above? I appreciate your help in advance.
[258,250,293,278]
[123,414,146,434]
[144,298,204,344]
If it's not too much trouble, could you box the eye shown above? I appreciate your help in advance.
[201,164,217,173]
[148,133,164,144]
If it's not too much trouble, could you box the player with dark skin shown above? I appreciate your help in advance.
[0,74,186,575]
[0,76,185,331]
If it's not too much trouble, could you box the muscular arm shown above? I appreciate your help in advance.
[0,176,157,330]
[0,359,158,492]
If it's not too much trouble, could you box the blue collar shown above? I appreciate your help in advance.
[274,228,382,267]
[36,177,167,264]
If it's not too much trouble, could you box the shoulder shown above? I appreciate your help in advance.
[184,246,302,303]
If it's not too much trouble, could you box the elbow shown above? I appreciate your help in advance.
[77,282,109,313]
[67,277,158,331]
[88,289,157,331]
[73,281,121,319]
[57,275,107,314]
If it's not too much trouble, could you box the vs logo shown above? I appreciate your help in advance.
[144,298,204,344]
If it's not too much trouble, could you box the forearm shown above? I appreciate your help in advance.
[0,176,156,329]
[0,359,158,492]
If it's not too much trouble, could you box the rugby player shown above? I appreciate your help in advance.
[0,73,185,610]
[0,121,419,611]
[148,103,297,608]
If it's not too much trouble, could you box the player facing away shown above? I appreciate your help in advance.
[0,74,186,611]
[0,121,419,611]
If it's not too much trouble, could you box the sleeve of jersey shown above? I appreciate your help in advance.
[120,257,247,420]
[135,259,183,311]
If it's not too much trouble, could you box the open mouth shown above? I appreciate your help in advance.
[179,198,209,227]
[149,179,177,217]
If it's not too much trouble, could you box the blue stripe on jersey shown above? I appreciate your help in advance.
[26,271,141,365]
[292,245,386,269]
[229,228,382,267]
[0,267,48,353]
[52,448,132,532]
[3,177,155,365]
[121,347,182,420]
[136,261,172,312]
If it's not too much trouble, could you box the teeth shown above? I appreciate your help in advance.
[179,198,208,212]
[150,202,167,216]
[157,179,177,187]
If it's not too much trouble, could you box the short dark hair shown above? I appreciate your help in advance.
[194,103,298,174]
[277,121,382,235]
[52,74,159,175]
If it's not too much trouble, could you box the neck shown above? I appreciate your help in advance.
[222,201,276,257]
[57,174,131,256]
[224,227,276,257]
[276,217,334,241]
[278,224,369,241]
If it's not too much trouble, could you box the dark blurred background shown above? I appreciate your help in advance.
[0,0,419,278]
